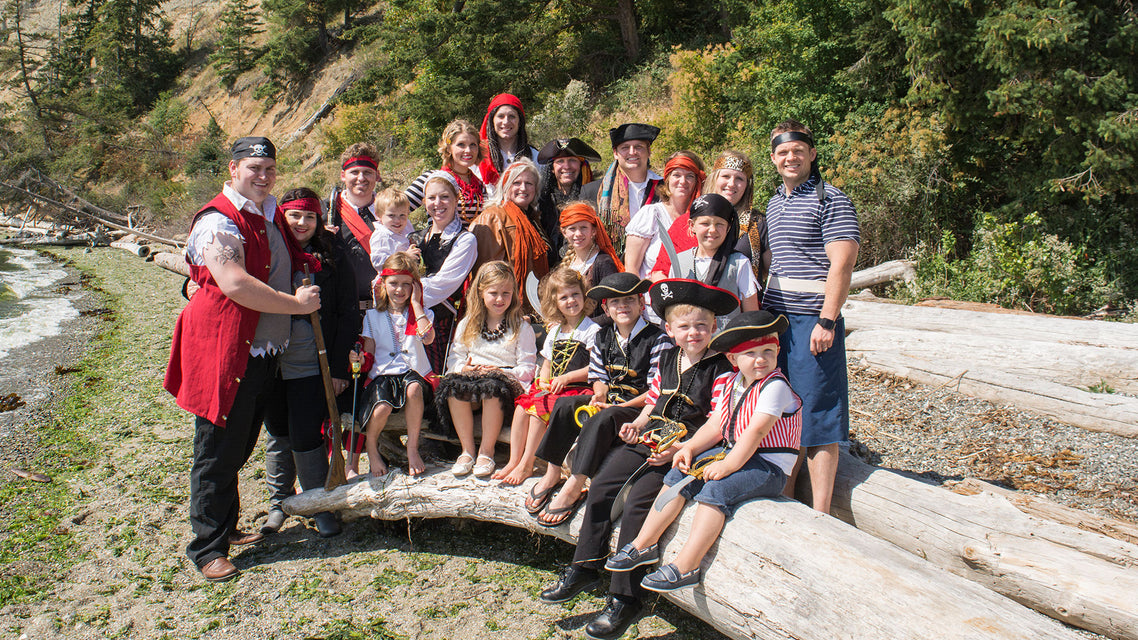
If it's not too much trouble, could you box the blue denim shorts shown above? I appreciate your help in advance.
[662,446,786,516]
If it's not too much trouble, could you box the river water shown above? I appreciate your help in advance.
[0,247,78,360]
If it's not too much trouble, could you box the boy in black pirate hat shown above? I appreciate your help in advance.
[605,310,802,592]
[528,272,672,527]
[538,278,736,640]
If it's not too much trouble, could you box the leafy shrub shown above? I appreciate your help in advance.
[902,213,1120,315]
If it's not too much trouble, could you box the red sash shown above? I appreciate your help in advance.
[338,196,374,250]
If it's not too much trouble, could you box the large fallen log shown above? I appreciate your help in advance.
[825,453,1138,640]
[842,299,1138,438]
[843,299,1138,353]
[151,251,190,278]
[849,259,915,289]
[110,240,151,258]
[951,478,1138,546]
[284,471,1085,640]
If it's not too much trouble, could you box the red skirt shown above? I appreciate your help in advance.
[515,383,592,423]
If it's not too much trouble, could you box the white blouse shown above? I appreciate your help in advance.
[445,317,537,385]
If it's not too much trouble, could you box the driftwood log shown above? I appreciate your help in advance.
[842,299,1138,438]
[283,471,1085,640]
[848,259,915,290]
[110,240,151,258]
[951,478,1138,546]
[825,453,1138,640]
[151,251,190,278]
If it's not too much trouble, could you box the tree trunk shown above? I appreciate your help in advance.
[283,471,1088,640]
[616,0,640,61]
[823,453,1138,640]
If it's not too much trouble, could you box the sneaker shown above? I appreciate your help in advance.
[472,454,495,478]
[603,543,658,572]
[640,563,700,592]
[451,453,475,476]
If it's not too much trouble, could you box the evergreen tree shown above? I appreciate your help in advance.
[87,0,181,110]
[209,0,262,89]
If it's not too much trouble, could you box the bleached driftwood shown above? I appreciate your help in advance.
[152,251,190,278]
[827,453,1138,640]
[283,471,1085,640]
[110,240,151,258]
[951,477,1138,546]
[842,299,1138,438]
[849,259,915,289]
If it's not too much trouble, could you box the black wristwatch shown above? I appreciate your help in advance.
[817,316,837,331]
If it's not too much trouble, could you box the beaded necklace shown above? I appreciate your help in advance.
[481,317,507,342]
[658,348,709,420]
[383,307,409,359]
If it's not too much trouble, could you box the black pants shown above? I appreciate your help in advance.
[539,401,640,477]
[535,395,591,466]
[186,355,277,568]
[263,373,327,452]
[572,442,668,601]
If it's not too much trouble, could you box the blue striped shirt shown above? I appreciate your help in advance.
[762,176,859,314]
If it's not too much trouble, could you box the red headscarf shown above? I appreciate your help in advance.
[479,93,526,188]
[655,155,708,276]
[560,203,624,272]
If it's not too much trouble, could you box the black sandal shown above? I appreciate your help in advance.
[538,491,586,528]
[526,481,562,516]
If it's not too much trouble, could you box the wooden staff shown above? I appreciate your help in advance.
[303,265,348,490]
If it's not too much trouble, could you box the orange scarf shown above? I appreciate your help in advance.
[501,200,549,288]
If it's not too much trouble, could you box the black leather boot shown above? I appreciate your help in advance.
[539,565,600,604]
[584,595,643,640]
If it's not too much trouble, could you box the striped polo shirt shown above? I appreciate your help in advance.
[761,176,859,315]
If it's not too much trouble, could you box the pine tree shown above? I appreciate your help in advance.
[209,0,262,89]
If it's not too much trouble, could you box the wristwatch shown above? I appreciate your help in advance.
[817,316,837,331]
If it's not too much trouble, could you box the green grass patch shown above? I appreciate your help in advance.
[306,617,408,640]
[1088,380,1116,394]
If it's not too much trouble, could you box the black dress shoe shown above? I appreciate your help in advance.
[313,511,342,538]
[539,565,600,604]
[585,595,643,640]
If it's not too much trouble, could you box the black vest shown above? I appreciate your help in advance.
[650,348,732,429]
[597,323,665,403]
[421,226,469,314]
[336,215,377,303]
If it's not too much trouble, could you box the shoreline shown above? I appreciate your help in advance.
[0,249,102,488]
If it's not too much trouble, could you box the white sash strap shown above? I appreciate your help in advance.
[766,275,827,294]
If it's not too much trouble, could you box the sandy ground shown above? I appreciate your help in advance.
[0,246,1134,640]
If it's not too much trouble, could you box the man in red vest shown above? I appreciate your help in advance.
[164,137,321,582]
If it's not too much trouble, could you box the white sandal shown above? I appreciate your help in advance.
[451,453,475,476]
[472,454,496,478]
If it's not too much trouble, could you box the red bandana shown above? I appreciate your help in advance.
[728,335,779,354]
[343,156,378,171]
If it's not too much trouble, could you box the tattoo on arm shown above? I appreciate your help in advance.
[204,233,245,270]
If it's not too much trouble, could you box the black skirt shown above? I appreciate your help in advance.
[353,370,434,434]
[434,369,524,436]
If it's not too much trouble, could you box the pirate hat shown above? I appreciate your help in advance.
[537,137,602,164]
[649,278,738,319]
[609,123,660,148]
[232,136,276,161]
[709,310,790,353]
[587,272,651,301]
